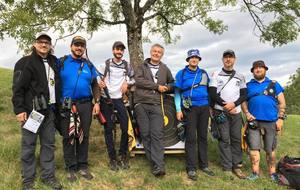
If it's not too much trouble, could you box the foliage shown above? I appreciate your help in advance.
[285,68,300,114]
[0,0,299,55]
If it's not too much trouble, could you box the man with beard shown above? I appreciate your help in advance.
[134,44,174,177]
[59,36,100,182]
[209,50,247,179]
[12,33,62,190]
[242,60,286,182]
[98,41,134,171]
[174,49,215,181]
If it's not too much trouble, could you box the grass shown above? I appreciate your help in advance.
[1,67,299,190]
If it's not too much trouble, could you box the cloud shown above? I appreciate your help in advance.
[1,10,299,86]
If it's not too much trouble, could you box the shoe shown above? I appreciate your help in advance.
[67,170,77,183]
[118,155,130,169]
[109,159,119,171]
[152,165,166,177]
[232,168,246,179]
[187,170,197,181]
[247,172,259,181]
[201,167,215,176]
[22,182,35,190]
[41,178,62,190]
[78,169,93,180]
[270,173,279,183]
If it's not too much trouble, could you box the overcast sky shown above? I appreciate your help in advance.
[0,10,299,86]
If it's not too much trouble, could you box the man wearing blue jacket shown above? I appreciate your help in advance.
[174,49,214,181]
[59,36,100,182]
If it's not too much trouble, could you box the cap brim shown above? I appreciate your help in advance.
[36,34,51,42]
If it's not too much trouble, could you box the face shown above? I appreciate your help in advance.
[34,38,51,56]
[150,46,164,63]
[71,42,86,58]
[222,54,235,68]
[253,66,266,80]
[188,56,200,67]
[113,47,124,59]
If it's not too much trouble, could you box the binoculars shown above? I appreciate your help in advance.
[248,120,259,130]
[33,94,47,111]
[62,97,72,110]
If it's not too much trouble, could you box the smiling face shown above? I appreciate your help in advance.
[71,42,86,59]
[253,66,267,80]
[150,45,164,64]
[188,56,200,68]
[222,54,236,70]
[33,38,51,57]
[113,47,125,60]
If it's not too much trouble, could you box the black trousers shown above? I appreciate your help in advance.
[100,98,128,160]
[134,103,165,170]
[60,101,92,171]
[185,105,209,171]
[21,110,56,184]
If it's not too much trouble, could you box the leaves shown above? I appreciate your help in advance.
[285,68,300,114]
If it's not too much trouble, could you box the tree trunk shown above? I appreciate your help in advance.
[126,24,144,70]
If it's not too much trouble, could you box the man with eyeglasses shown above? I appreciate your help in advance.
[12,33,62,190]
[58,36,100,182]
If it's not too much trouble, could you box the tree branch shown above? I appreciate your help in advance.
[141,0,157,15]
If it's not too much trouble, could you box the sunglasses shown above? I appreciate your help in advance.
[36,40,51,45]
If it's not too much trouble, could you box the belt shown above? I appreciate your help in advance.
[73,97,92,104]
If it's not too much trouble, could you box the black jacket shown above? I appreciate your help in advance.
[12,49,60,115]
[134,58,174,104]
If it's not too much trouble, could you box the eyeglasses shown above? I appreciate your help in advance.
[36,40,51,45]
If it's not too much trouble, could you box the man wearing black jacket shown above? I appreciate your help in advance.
[12,33,62,190]
[209,50,247,179]
[134,44,174,177]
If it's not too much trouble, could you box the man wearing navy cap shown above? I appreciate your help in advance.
[209,49,247,179]
[12,33,62,190]
[242,60,286,182]
[174,49,214,181]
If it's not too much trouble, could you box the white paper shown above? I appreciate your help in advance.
[23,110,45,133]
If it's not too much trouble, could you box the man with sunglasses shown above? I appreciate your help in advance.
[12,33,62,190]
[59,36,100,182]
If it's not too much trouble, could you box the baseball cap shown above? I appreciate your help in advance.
[71,36,86,46]
[112,41,126,49]
[223,49,235,57]
[251,60,269,72]
[35,33,52,42]
[186,49,202,62]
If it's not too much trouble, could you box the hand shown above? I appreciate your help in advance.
[99,80,106,89]
[276,119,284,134]
[121,81,128,94]
[158,85,168,93]
[16,112,27,123]
[176,112,183,121]
[245,112,255,121]
[229,108,237,115]
[92,103,100,115]
[223,102,236,111]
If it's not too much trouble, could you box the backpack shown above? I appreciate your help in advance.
[180,68,209,93]
[277,155,300,189]
[248,80,277,101]
[58,55,93,74]
[104,58,129,78]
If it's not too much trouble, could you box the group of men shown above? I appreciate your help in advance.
[12,33,286,190]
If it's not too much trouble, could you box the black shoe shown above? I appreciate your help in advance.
[118,155,130,170]
[78,169,93,180]
[201,167,215,176]
[152,165,166,177]
[67,170,77,183]
[41,178,62,190]
[187,170,198,181]
[22,182,35,190]
[109,159,119,171]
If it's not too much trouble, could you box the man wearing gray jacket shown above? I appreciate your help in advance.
[134,43,174,177]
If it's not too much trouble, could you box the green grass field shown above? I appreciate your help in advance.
[1,67,299,190]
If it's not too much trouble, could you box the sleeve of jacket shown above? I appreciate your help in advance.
[12,57,32,115]
[134,64,159,90]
